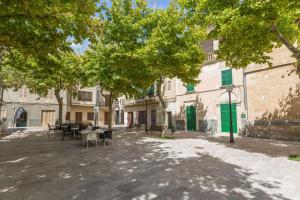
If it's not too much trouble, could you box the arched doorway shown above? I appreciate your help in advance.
[15,107,28,127]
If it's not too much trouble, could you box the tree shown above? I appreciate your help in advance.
[0,0,99,61]
[25,52,81,124]
[180,0,300,74]
[137,2,205,137]
[82,0,151,131]
[0,51,25,118]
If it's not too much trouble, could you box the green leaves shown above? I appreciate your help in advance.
[183,0,300,71]
[0,0,99,62]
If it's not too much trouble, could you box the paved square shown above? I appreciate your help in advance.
[0,130,299,200]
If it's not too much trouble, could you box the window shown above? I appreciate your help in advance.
[48,89,54,99]
[65,112,70,121]
[147,85,155,96]
[221,69,233,86]
[186,84,195,92]
[78,91,93,102]
[87,112,94,121]
[151,110,156,126]
[19,86,28,97]
[1,110,6,119]
[138,111,146,125]
[167,81,171,90]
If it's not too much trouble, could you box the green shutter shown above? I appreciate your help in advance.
[186,106,196,131]
[221,69,233,86]
[147,85,155,96]
[186,84,195,92]
[220,103,237,133]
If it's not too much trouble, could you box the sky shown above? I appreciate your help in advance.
[71,0,170,54]
[148,0,169,9]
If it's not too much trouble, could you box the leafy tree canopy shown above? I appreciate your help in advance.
[0,0,99,60]
[179,0,300,73]
[83,0,152,98]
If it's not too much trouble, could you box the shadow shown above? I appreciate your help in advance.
[248,83,300,141]
[0,129,292,200]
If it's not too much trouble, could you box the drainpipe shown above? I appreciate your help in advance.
[243,68,249,121]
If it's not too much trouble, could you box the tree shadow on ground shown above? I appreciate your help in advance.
[0,130,290,200]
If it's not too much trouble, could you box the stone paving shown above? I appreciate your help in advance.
[0,130,299,200]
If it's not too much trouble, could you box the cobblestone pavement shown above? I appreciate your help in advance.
[0,130,299,200]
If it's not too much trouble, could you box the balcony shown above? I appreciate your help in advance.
[125,96,159,107]
[204,53,217,64]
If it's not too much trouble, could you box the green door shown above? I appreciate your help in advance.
[220,103,237,133]
[186,106,196,131]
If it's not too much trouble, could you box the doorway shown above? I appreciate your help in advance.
[220,103,237,133]
[104,112,109,125]
[16,112,27,127]
[127,112,133,127]
[75,112,82,123]
[41,110,56,127]
[167,112,172,129]
[186,106,196,131]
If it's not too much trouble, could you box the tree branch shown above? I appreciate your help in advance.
[270,23,300,60]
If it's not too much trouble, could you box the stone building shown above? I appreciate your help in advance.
[124,40,247,134]
[123,43,299,140]
[245,46,300,140]
[1,87,66,128]
[65,87,113,126]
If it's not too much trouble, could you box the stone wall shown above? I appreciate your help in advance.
[247,120,300,141]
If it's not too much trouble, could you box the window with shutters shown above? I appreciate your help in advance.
[65,112,70,121]
[78,91,93,102]
[221,69,233,86]
[87,112,94,121]
[186,84,195,93]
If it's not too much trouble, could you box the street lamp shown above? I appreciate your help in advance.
[221,85,235,143]
[145,96,149,132]
[94,86,100,127]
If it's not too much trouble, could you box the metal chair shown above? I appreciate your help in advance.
[103,131,113,145]
[47,124,56,137]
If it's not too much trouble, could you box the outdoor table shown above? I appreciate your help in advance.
[71,127,79,140]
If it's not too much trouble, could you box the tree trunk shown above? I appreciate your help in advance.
[54,89,63,125]
[0,87,4,119]
[156,79,167,138]
[108,92,113,131]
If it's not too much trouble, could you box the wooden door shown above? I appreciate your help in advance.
[104,112,109,125]
[220,103,237,133]
[127,112,133,127]
[186,106,196,131]
[41,110,56,127]
[75,112,82,123]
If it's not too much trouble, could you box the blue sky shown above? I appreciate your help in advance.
[148,0,169,9]
[71,0,170,54]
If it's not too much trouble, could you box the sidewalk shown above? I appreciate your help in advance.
[144,130,300,158]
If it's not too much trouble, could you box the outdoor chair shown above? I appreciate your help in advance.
[102,130,113,145]
[47,124,56,137]
[61,124,72,141]
[82,132,98,148]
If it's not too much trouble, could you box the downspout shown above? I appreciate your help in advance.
[243,68,249,121]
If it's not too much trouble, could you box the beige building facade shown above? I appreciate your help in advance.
[66,87,113,126]
[124,45,299,140]
[2,87,67,128]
